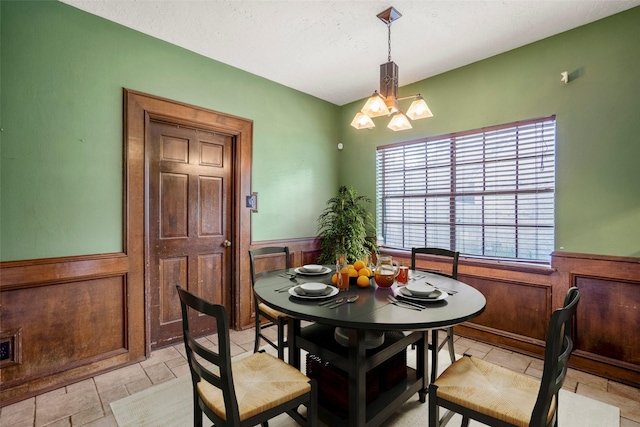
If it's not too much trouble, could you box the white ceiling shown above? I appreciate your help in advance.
[61,0,639,106]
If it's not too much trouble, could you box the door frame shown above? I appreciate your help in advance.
[124,89,253,355]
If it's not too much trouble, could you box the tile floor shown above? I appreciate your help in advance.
[1,327,638,427]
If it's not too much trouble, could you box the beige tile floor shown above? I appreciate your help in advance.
[2,327,638,427]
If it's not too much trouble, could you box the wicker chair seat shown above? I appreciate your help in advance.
[433,355,555,427]
[197,351,311,422]
[258,302,288,320]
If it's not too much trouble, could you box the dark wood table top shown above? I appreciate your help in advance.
[254,267,486,331]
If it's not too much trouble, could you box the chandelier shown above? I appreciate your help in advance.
[351,6,433,131]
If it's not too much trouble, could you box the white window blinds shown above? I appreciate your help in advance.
[376,116,556,263]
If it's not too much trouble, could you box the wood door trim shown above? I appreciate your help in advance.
[124,89,253,355]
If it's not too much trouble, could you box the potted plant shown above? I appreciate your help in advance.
[317,186,378,264]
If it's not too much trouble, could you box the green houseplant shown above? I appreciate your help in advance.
[317,186,378,264]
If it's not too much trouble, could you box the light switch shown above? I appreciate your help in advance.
[246,192,258,212]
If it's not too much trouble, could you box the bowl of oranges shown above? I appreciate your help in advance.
[331,259,373,288]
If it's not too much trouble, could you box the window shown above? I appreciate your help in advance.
[376,116,555,263]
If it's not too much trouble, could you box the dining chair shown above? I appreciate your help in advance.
[249,246,291,360]
[176,285,318,427]
[411,247,459,381]
[428,287,581,427]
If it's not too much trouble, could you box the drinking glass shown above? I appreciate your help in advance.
[397,264,409,284]
[336,253,349,291]
[362,253,371,270]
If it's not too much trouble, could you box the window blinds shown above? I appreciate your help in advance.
[376,116,556,263]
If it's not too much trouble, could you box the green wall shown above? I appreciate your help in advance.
[0,1,340,261]
[2,2,638,262]
[339,7,640,258]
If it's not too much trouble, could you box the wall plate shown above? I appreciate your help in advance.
[0,328,22,368]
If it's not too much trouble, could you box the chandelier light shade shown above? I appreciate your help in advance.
[387,112,413,131]
[350,112,376,129]
[351,6,434,131]
[361,91,390,118]
[406,95,433,120]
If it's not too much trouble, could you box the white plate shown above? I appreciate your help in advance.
[398,286,447,302]
[289,284,339,299]
[294,266,332,275]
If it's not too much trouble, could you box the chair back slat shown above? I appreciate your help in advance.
[411,247,459,279]
[249,246,291,286]
[530,286,581,427]
[184,330,224,390]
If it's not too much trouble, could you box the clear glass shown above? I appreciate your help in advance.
[336,253,349,291]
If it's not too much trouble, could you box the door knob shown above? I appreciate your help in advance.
[222,240,232,247]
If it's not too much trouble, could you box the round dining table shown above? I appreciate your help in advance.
[253,267,486,427]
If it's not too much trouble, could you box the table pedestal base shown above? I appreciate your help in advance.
[292,323,429,427]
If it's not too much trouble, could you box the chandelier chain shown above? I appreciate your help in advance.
[387,22,392,62]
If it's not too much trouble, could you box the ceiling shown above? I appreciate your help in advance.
[61,0,639,106]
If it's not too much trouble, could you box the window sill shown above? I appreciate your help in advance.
[381,247,556,275]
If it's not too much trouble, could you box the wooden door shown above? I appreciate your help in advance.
[148,120,233,349]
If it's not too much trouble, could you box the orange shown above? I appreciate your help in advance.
[340,266,350,274]
[353,260,366,271]
[348,268,358,278]
[358,267,372,277]
[331,273,338,285]
[356,275,371,288]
